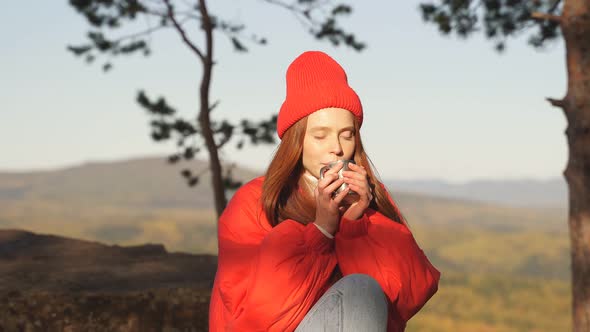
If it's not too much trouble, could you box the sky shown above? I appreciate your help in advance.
[0,1,568,183]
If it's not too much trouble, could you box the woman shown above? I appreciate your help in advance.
[209,51,440,331]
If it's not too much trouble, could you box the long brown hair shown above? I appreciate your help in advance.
[262,116,406,227]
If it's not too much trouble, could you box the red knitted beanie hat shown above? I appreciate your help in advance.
[277,51,363,139]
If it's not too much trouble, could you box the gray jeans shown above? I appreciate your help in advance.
[295,274,388,332]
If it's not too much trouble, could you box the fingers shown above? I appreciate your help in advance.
[317,162,372,207]
[345,182,373,201]
[342,175,366,187]
[323,177,345,197]
[342,163,373,201]
[332,185,351,205]
[322,161,344,178]
[318,173,343,192]
[342,162,367,179]
[318,162,344,190]
[317,174,345,206]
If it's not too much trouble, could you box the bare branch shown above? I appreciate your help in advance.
[261,0,297,12]
[210,100,220,112]
[111,19,177,44]
[531,12,562,23]
[163,0,205,60]
[546,97,566,108]
[176,12,203,21]
[261,0,318,27]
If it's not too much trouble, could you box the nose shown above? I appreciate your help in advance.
[329,135,344,156]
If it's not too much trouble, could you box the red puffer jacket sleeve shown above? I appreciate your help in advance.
[334,192,440,332]
[209,178,338,332]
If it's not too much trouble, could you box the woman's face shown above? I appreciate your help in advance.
[302,107,356,179]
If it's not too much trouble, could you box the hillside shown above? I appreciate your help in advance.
[387,177,566,208]
[0,229,216,293]
[0,156,573,331]
[0,156,568,275]
[0,155,566,210]
[0,229,216,331]
[0,156,261,209]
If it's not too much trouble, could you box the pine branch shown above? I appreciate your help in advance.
[163,0,205,60]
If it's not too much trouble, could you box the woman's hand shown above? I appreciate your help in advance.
[341,163,373,220]
[314,162,351,235]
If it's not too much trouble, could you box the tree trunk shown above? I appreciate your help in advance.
[198,0,227,218]
[561,1,590,331]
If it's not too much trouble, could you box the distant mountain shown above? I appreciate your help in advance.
[0,155,262,210]
[0,156,568,254]
[385,177,567,208]
[1,156,566,209]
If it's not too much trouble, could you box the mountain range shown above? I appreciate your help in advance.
[0,155,566,209]
[386,177,566,208]
[0,156,572,331]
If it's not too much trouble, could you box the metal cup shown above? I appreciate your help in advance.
[319,160,360,205]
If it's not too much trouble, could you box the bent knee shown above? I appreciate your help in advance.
[337,274,386,300]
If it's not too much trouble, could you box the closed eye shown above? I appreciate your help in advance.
[340,131,354,140]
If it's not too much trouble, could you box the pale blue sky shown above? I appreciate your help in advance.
[1,1,567,182]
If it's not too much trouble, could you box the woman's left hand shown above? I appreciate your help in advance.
[340,163,373,220]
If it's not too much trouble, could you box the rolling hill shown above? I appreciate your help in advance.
[0,156,573,331]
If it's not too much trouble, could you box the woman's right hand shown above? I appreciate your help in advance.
[313,162,350,235]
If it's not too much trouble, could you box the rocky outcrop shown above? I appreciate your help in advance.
[0,229,216,331]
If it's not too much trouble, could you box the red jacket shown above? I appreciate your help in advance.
[209,177,440,331]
